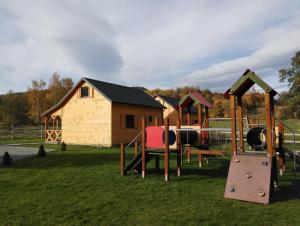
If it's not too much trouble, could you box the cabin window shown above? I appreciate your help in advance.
[148,116,153,123]
[81,87,89,98]
[125,115,135,129]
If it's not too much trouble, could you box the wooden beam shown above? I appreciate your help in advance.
[265,93,273,158]
[154,117,159,126]
[142,117,146,178]
[187,107,191,125]
[134,141,138,156]
[189,150,224,155]
[205,106,209,141]
[164,118,169,182]
[271,97,276,156]
[237,96,244,152]
[197,104,203,144]
[179,106,183,126]
[230,95,237,155]
[176,118,181,176]
[120,143,125,176]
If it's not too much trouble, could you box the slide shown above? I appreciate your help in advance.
[124,150,153,174]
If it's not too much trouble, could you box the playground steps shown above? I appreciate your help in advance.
[124,151,153,174]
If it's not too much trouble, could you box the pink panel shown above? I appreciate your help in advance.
[146,126,164,148]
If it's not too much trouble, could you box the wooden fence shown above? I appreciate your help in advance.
[0,125,44,139]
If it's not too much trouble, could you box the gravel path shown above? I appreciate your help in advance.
[0,145,53,162]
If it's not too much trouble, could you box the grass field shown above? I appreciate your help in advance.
[0,143,300,226]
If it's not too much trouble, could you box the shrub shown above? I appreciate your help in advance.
[2,152,12,166]
[61,142,66,151]
[37,144,47,157]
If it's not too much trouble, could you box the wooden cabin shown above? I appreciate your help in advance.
[154,94,210,126]
[41,78,164,147]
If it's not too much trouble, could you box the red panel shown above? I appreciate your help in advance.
[146,126,164,148]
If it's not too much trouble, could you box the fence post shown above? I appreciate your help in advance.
[120,143,125,176]
[11,123,14,139]
[40,124,43,139]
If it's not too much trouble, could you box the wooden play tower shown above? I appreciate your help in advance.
[224,69,279,204]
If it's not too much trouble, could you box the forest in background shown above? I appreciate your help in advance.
[0,51,299,127]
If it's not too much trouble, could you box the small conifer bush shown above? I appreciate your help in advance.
[2,152,12,166]
[37,144,47,157]
[61,142,67,151]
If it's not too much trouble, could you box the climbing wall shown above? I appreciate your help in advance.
[224,154,272,204]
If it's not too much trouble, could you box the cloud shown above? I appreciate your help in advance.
[0,0,123,93]
[179,17,300,91]
[0,0,300,94]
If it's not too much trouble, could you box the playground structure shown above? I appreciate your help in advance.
[223,69,286,204]
[119,69,297,205]
[120,91,229,181]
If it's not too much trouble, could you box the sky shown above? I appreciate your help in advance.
[0,0,300,94]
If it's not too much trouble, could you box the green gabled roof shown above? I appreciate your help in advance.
[224,69,278,98]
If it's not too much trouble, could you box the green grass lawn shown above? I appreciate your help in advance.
[0,144,300,226]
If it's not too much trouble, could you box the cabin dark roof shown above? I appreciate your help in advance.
[84,78,163,108]
[155,94,179,107]
[42,77,163,117]
[155,94,198,114]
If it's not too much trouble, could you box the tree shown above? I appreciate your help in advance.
[46,72,74,106]
[279,51,300,118]
[0,91,28,126]
[26,79,47,123]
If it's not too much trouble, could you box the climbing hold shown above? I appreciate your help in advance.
[235,159,240,163]
[245,174,252,179]
[230,187,235,192]
[258,191,265,197]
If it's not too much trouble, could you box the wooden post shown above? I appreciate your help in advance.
[197,104,203,143]
[44,118,48,141]
[187,107,191,126]
[154,117,159,126]
[265,93,273,158]
[279,120,285,172]
[176,118,182,176]
[198,153,202,168]
[164,118,169,182]
[142,117,146,178]
[120,143,125,176]
[134,141,138,156]
[230,95,237,155]
[205,106,209,142]
[237,96,244,152]
[179,106,183,125]
[271,97,276,156]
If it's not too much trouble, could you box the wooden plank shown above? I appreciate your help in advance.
[230,95,237,155]
[190,150,224,155]
[164,118,169,181]
[237,96,244,152]
[265,93,273,158]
